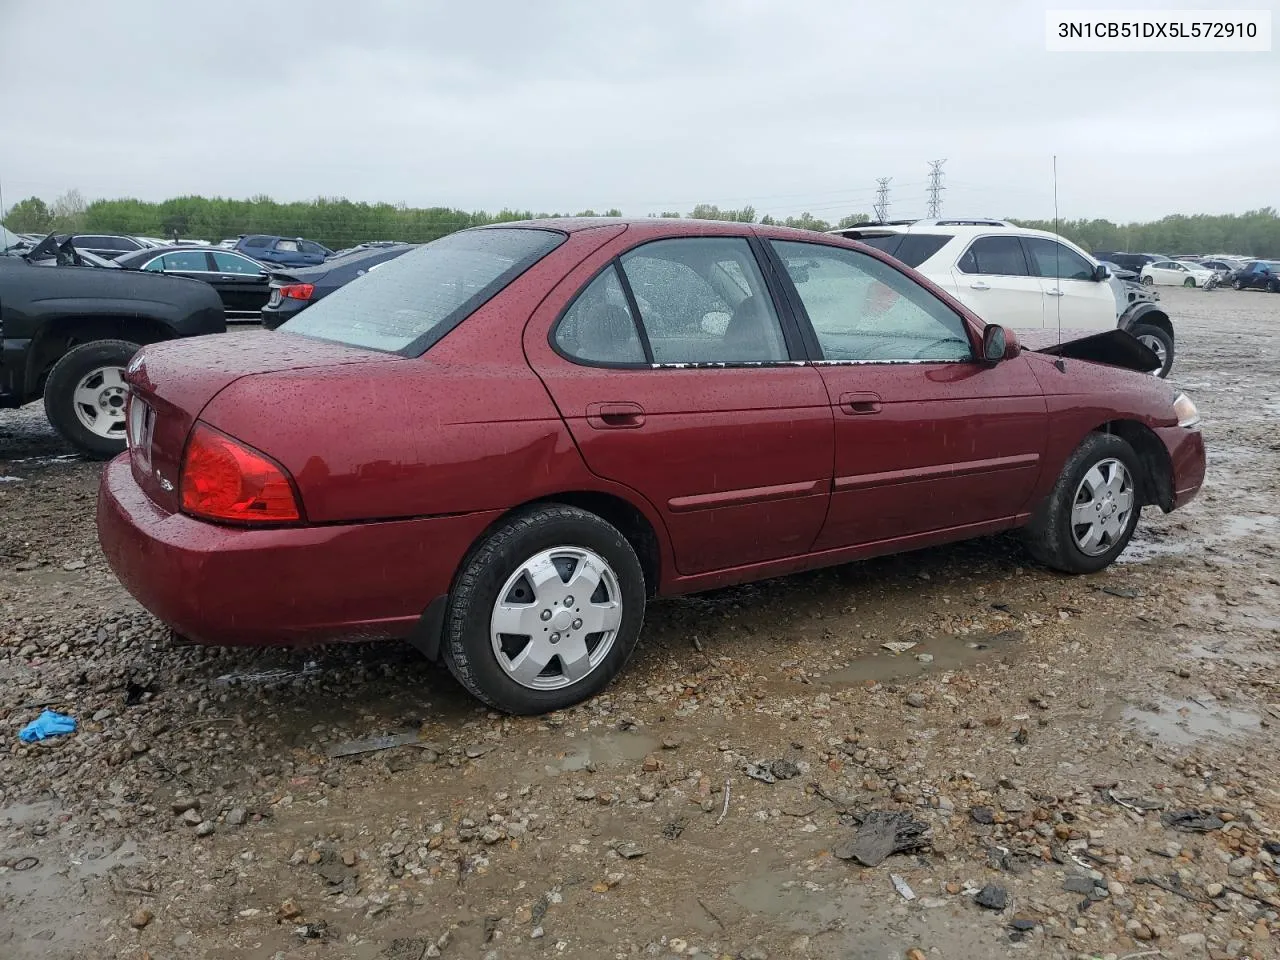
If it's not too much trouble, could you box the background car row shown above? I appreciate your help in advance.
[1094,249,1280,290]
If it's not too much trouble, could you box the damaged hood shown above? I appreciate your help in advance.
[1013,328,1161,374]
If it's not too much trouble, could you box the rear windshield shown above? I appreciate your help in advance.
[855,233,950,268]
[281,228,565,355]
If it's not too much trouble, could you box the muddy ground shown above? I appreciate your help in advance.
[1,285,1278,960]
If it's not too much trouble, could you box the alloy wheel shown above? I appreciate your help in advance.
[1070,458,1135,556]
[489,546,623,690]
[72,365,129,440]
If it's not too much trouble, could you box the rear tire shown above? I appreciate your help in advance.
[43,339,139,459]
[442,504,647,714]
[1129,322,1174,378]
[1023,433,1143,575]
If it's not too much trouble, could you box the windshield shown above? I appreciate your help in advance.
[281,228,564,355]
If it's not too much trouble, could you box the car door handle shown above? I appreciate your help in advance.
[1045,288,1065,296]
[586,401,646,429]
[838,392,882,415]
[969,282,990,290]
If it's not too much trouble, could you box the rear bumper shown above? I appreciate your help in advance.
[1155,424,1205,509]
[97,455,500,646]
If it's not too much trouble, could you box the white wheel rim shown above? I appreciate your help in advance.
[1070,458,1135,557]
[489,546,622,691]
[71,365,129,439]
[1137,334,1166,375]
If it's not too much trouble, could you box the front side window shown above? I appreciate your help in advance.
[141,257,164,272]
[772,240,972,363]
[956,236,1030,276]
[282,227,564,355]
[618,237,787,363]
[163,251,211,271]
[1024,238,1094,280]
[242,236,270,248]
[212,251,262,275]
[554,265,645,364]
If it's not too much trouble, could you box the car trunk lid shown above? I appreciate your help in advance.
[124,331,395,512]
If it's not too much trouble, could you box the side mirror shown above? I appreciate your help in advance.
[982,324,1019,362]
[1093,264,1110,282]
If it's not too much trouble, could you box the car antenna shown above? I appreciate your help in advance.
[1052,154,1066,372]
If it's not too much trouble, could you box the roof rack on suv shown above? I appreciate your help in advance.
[826,217,1011,234]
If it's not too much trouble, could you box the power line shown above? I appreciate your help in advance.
[873,178,892,222]
[926,159,946,218]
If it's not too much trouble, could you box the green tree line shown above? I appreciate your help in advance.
[5,190,1278,257]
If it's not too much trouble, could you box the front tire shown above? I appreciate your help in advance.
[1129,322,1174,378]
[1233,279,1245,290]
[442,504,647,714]
[1183,277,1196,288]
[1140,276,1154,286]
[1023,433,1142,575]
[43,339,140,459]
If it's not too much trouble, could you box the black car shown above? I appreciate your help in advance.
[0,237,225,457]
[1232,260,1280,292]
[67,234,147,260]
[1093,252,1166,275]
[114,245,270,323]
[260,244,416,329]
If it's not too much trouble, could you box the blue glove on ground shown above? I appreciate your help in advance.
[18,709,78,743]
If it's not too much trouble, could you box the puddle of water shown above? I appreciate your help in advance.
[1222,514,1279,539]
[1117,695,1261,746]
[1117,537,1191,564]
[815,633,1011,686]
[0,800,60,827]
[545,731,659,775]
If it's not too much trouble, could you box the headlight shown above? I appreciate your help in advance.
[1173,392,1201,428]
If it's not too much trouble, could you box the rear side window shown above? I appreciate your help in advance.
[856,233,950,268]
[619,237,788,363]
[554,265,645,365]
[957,236,1031,276]
[282,228,565,355]
[275,239,300,253]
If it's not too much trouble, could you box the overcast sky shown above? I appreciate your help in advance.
[1,0,1276,223]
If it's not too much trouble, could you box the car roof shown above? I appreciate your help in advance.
[475,217,886,245]
[823,218,1084,245]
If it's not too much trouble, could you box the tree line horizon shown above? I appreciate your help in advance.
[4,190,1278,258]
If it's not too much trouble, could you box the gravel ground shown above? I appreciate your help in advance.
[1,286,1278,960]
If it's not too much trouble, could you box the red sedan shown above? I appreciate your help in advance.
[98,219,1205,714]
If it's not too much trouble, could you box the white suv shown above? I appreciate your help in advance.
[829,219,1176,376]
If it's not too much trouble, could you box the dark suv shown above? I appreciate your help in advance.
[1092,252,1168,275]
[1232,261,1280,292]
[69,234,147,260]
[233,235,333,268]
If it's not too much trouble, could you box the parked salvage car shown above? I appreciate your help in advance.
[1140,259,1217,288]
[114,245,271,323]
[833,221,1177,377]
[98,219,1205,715]
[233,234,333,268]
[260,244,416,328]
[1,236,225,457]
[1232,260,1280,292]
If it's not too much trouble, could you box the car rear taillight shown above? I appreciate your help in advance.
[280,283,314,300]
[180,423,301,524]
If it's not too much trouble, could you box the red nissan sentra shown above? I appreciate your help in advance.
[98,219,1205,714]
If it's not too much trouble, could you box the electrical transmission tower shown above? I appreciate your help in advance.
[926,159,947,218]
[873,178,892,222]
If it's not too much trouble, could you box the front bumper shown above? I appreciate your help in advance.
[1154,424,1205,509]
[97,455,501,646]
